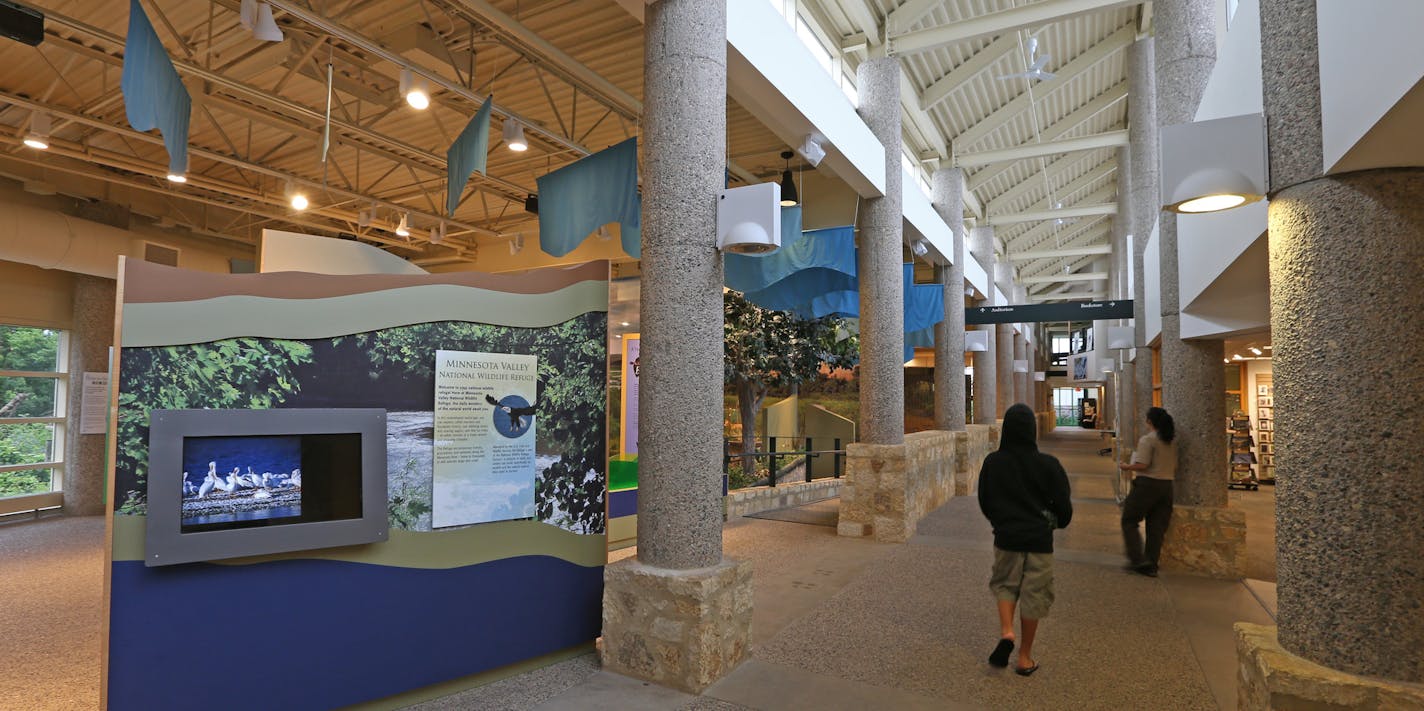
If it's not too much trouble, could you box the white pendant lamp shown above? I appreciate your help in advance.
[400,69,430,110]
[502,119,527,152]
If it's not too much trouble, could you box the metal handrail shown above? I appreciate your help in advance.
[723,436,845,485]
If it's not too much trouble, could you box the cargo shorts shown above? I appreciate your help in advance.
[989,547,1055,619]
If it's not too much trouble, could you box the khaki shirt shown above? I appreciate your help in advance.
[1132,432,1177,480]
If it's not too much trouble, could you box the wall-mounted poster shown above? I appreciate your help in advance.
[621,334,640,455]
[433,350,539,528]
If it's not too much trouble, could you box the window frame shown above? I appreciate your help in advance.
[0,328,70,505]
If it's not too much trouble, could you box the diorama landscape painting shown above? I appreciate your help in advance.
[115,313,608,535]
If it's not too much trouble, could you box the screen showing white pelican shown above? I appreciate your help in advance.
[180,435,303,529]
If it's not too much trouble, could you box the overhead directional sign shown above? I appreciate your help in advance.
[966,299,1134,325]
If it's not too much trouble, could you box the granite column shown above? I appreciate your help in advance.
[931,168,966,431]
[993,262,1015,415]
[1155,0,1229,511]
[62,275,115,516]
[602,0,751,692]
[1235,0,1424,696]
[854,58,905,444]
[1127,36,1157,443]
[968,227,996,424]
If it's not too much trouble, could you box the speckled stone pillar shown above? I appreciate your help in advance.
[1127,37,1157,443]
[604,1,750,693]
[1155,0,1227,512]
[62,275,115,516]
[993,262,1015,416]
[1112,149,1137,442]
[931,168,965,431]
[635,0,727,571]
[968,227,996,425]
[855,58,905,445]
[1012,332,1027,409]
[1257,0,1424,686]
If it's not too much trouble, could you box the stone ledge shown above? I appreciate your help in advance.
[1236,623,1424,710]
[1161,504,1246,580]
[602,557,753,694]
[725,479,841,520]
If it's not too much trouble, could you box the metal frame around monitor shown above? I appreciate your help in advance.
[144,408,388,567]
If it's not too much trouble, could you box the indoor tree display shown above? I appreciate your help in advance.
[723,291,857,480]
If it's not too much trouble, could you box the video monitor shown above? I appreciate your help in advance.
[145,409,387,567]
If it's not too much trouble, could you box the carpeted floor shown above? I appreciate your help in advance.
[0,514,104,711]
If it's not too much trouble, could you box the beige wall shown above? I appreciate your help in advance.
[0,261,75,329]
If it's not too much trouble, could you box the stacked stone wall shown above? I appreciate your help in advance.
[1161,504,1245,579]
[838,431,954,542]
[725,479,841,519]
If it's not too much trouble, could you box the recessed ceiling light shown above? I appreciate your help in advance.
[620,322,630,327]
[1250,347,1263,356]
[1176,194,1249,213]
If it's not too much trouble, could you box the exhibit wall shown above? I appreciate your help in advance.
[105,259,610,710]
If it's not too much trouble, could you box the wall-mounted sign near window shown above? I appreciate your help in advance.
[80,372,110,435]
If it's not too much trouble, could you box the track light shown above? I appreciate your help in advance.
[400,69,430,110]
[165,155,188,183]
[509,233,524,255]
[779,150,798,207]
[597,225,612,241]
[240,0,284,42]
[286,182,308,210]
[911,239,929,257]
[395,213,410,237]
[1250,347,1263,356]
[23,112,49,150]
[503,119,527,151]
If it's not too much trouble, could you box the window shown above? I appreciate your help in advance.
[1226,0,1240,28]
[795,14,835,77]
[840,70,859,107]
[0,325,67,500]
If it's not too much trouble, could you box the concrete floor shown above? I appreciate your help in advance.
[412,428,1279,711]
[0,427,1279,711]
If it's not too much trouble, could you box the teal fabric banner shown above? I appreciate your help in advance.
[537,138,641,258]
[725,217,857,293]
[446,97,494,216]
[122,0,190,175]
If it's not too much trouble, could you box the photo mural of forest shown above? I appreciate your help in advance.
[114,312,607,534]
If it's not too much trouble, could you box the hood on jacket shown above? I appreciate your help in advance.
[1000,403,1038,451]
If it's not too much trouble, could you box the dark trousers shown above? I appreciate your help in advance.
[1122,476,1173,566]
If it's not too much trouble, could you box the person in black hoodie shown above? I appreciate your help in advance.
[977,403,1073,676]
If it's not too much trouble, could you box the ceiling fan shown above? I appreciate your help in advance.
[998,37,1055,82]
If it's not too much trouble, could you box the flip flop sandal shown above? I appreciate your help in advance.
[988,638,1015,668]
[1015,664,1041,677]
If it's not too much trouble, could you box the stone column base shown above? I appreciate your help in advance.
[838,431,954,542]
[1161,504,1245,579]
[1236,623,1424,709]
[601,557,752,693]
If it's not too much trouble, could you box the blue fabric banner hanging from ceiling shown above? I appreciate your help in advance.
[725,216,856,293]
[905,327,936,363]
[122,0,190,176]
[741,269,858,314]
[903,264,946,334]
[537,138,641,258]
[446,97,493,216]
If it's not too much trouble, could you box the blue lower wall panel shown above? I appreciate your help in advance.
[107,556,603,711]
